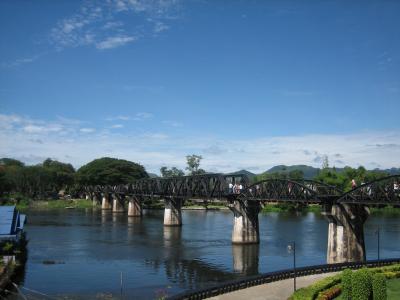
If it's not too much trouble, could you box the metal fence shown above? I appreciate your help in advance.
[166,258,400,300]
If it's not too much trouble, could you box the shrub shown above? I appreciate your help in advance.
[352,268,372,300]
[341,269,352,299]
[372,273,386,300]
[317,284,341,300]
[383,271,397,279]
[2,242,14,254]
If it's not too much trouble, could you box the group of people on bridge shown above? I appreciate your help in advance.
[228,182,244,194]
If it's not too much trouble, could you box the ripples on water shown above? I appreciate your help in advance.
[6,209,400,299]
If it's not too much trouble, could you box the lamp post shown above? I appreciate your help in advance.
[287,241,296,291]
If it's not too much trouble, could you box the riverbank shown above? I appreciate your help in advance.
[0,257,16,292]
[2,198,400,215]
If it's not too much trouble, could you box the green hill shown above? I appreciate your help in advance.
[226,169,257,180]
[266,165,321,179]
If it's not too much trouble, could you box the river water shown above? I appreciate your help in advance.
[7,209,400,299]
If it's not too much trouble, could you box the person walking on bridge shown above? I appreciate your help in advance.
[229,182,234,194]
[351,179,357,189]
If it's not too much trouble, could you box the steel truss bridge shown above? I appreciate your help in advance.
[82,174,400,206]
[78,173,400,264]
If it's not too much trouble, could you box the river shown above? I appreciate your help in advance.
[6,209,400,299]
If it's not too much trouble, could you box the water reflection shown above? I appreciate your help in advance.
[232,244,259,274]
[164,226,182,248]
[6,209,400,300]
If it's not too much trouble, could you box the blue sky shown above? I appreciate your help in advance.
[0,0,399,173]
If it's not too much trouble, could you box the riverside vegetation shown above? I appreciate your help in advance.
[1,156,399,213]
[289,264,400,300]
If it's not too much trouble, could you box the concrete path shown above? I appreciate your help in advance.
[209,272,338,300]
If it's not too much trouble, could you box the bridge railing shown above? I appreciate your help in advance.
[166,258,400,300]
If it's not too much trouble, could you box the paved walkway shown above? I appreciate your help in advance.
[209,272,338,300]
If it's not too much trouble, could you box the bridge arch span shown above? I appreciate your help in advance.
[237,179,343,203]
[337,175,400,205]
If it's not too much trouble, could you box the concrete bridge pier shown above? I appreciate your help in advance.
[93,193,102,206]
[323,203,370,263]
[112,194,125,213]
[101,193,112,210]
[229,200,261,244]
[128,196,142,217]
[164,198,182,226]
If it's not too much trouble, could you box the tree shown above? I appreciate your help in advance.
[160,166,184,177]
[0,158,25,168]
[185,154,206,175]
[42,158,75,192]
[75,157,148,185]
[0,158,25,195]
[314,165,389,191]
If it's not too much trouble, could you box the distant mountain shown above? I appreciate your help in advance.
[148,173,159,178]
[263,165,399,179]
[380,168,400,175]
[227,169,257,180]
[266,165,321,179]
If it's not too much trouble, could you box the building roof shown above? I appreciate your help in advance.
[0,206,17,236]
[0,205,26,239]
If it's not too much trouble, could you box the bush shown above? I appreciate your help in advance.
[316,284,341,300]
[341,269,352,299]
[372,273,386,300]
[383,271,398,279]
[352,268,372,300]
[2,242,14,254]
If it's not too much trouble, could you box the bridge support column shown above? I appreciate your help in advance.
[164,198,182,226]
[229,200,261,244]
[112,194,125,213]
[128,196,142,217]
[93,193,101,206]
[323,203,370,263]
[101,193,112,210]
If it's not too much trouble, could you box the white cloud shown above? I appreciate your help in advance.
[23,125,45,133]
[106,113,153,121]
[141,133,169,139]
[0,114,399,174]
[133,112,153,121]
[163,120,183,127]
[96,35,136,49]
[153,21,169,33]
[103,21,123,30]
[106,115,131,121]
[50,1,180,50]
[1,53,43,68]
[80,128,96,133]
[111,124,124,129]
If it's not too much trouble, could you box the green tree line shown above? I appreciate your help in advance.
[254,160,389,192]
[0,157,148,199]
[0,154,392,200]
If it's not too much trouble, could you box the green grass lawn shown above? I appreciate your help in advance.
[387,278,400,299]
